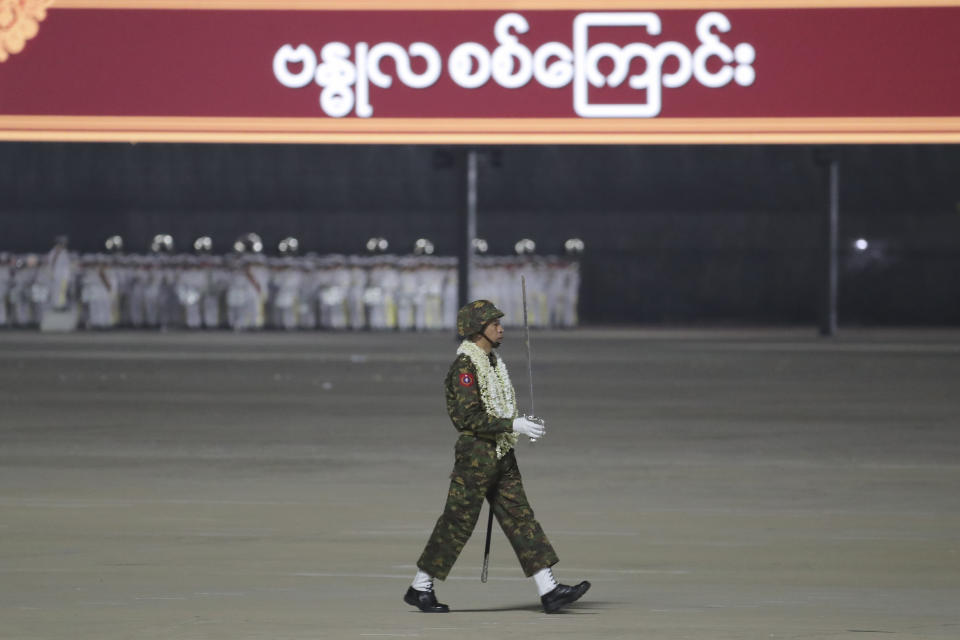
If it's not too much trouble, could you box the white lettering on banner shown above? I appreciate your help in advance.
[271,11,756,118]
[448,42,491,89]
[490,13,534,89]
[272,44,316,89]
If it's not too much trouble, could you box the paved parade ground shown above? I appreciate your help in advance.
[1,328,959,640]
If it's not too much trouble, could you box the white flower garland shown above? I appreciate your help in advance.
[457,339,519,459]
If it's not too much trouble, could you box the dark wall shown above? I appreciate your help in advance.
[2,142,958,324]
[0,144,463,256]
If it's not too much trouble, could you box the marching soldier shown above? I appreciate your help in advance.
[271,255,303,330]
[45,235,74,311]
[560,239,584,328]
[79,254,118,329]
[191,237,224,329]
[318,255,350,330]
[395,257,418,331]
[405,300,590,614]
[441,257,458,330]
[297,255,320,330]
[204,255,229,329]
[364,254,400,331]
[346,255,368,330]
[144,236,174,328]
[123,256,146,327]
[177,255,207,329]
[227,253,267,331]
[10,254,40,326]
[420,258,445,330]
[142,255,163,328]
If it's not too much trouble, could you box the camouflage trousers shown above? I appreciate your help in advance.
[417,434,559,581]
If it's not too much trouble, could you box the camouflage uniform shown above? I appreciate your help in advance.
[416,349,559,581]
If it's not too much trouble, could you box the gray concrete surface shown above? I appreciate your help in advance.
[1,328,958,639]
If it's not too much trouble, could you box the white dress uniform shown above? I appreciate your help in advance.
[227,256,268,330]
[159,258,183,328]
[396,258,418,331]
[271,257,303,330]
[470,257,492,314]
[421,260,445,330]
[318,256,350,329]
[528,258,550,329]
[226,258,252,330]
[347,256,369,330]
[365,256,399,331]
[106,257,123,327]
[441,257,458,330]
[248,258,270,329]
[297,257,320,330]
[546,259,565,328]
[80,257,118,329]
[124,258,147,327]
[412,261,431,331]
[266,258,282,328]
[561,259,580,328]
[10,256,40,326]
[176,257,207,329]
[45,243,74,310]
[142,257,165,327]
[110,256,129,326]
[203,257,228,329]
[382,257,401,330]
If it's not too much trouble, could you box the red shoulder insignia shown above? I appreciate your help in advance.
[459,373,475,387]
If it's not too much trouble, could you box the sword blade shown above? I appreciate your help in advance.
[521,275,534,416]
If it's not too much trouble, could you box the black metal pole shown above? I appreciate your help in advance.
[457,148,478,309]
[820,157,839,337]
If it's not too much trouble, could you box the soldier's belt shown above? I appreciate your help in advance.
[458,430,497,442]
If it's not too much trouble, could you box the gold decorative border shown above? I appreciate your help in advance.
[3,116,960,144]
[50,0,960,9]
[1,0,54,63]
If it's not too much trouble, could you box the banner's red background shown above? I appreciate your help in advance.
[2,8,959,119]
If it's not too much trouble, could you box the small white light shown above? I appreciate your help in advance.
[514,238,536,255]
[414,238,434,255]
[365,237,389,253]
[564,238,585,255]
[854,238,869,251]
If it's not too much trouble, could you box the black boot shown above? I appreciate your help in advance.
[403,586,450,613]
[541,581,591,613]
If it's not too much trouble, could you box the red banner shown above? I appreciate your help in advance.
[2,1,959,143]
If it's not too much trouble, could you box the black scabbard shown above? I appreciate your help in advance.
[480,498,494,582]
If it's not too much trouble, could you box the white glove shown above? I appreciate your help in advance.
[512,416,546,442]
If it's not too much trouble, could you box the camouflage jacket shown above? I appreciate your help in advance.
[445,353,513,438]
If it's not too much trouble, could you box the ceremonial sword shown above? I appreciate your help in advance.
[482,275,536,583]
[522,274,535,418]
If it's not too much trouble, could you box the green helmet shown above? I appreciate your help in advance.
[457,300,504,339]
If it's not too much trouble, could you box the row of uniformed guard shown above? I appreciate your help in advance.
[0,249,580,332]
